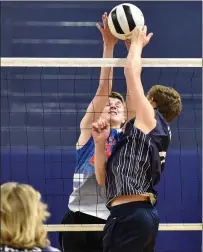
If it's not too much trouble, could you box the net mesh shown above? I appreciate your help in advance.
[0,59,202,231]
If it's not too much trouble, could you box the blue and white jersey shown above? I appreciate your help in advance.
[68,129,122,220]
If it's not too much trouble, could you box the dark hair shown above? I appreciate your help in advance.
[147,85,182,123]
[109,91,125,104]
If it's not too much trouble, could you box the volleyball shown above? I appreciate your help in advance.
[108,3,145,40]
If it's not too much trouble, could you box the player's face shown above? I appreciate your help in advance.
[101,98,125,127]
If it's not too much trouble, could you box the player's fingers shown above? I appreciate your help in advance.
[102,14,105,23]
[103,119,108,128]
[96,23,101,29]
[98,119,103,129]
[147,32,153,42]
[96,23,103,33]
[103,13,108,29]
[95,122,102,133]
[101,119,107,129]
[105,18,109,29]
[100,119,107,130]
[92,122,98,129]
[97,120,104,129]
[92,125,99,134]
[125,39,131,46]
[134,27,141,36]
[97,121,103,128]
[143,25,147,34]
[136,26,141,32]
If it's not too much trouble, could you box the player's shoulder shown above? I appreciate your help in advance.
[76,135,94,151]
[155,110,170,133]
[155,109,168,124]
[148,110,171,145]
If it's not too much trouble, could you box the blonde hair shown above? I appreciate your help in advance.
[0,182,50,249]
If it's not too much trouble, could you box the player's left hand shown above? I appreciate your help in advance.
[96,12,118,48]
[131,25,153,48]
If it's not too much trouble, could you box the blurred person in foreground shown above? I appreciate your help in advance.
[0,182,60,252]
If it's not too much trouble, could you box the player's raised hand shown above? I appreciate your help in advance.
[92,118,110,144]
[96,12,118,47]
[131,26,153,48]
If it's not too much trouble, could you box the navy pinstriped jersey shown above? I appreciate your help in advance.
[105,110,171,207]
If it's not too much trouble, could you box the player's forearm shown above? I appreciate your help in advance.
[80,45,115,129]
[96,45,114,97]
[94,142,107,186]
[124,42,155,129]
[125,42,146,96]
[124,43,145,120]
[125,42,143,75]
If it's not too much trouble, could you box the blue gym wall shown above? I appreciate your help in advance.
[1,1,202,252]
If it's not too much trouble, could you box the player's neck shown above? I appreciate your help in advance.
[110,124,121,130]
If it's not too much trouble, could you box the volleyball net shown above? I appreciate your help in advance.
[1,57,202,232]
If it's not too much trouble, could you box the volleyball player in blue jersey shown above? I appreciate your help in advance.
[92,26,182,252]
[59,13,126,252]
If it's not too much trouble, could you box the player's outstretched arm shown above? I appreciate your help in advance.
[77,12,117,149]
[92,118,110,186]
[124,26,155,134]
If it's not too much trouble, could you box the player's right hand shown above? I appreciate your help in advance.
[96,12,118,47]
[92,118,110,144]
[131,26,153,48]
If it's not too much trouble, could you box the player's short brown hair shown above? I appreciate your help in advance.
[110,91,125,105]
[147,85,182,123]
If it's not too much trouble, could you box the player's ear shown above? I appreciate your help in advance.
[148,97,157,109]
[147,95,153,103]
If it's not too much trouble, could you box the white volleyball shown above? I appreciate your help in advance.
[108,3,145,40]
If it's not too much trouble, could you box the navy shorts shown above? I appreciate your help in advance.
[103,201,159,252]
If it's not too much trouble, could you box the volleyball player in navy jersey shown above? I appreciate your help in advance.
[59,13,126,252]
[92,26,182,252]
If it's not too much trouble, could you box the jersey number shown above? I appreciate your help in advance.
[159,151,166,164]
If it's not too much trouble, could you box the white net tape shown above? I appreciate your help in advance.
[1,57,202,67]
[44,223,202,232]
